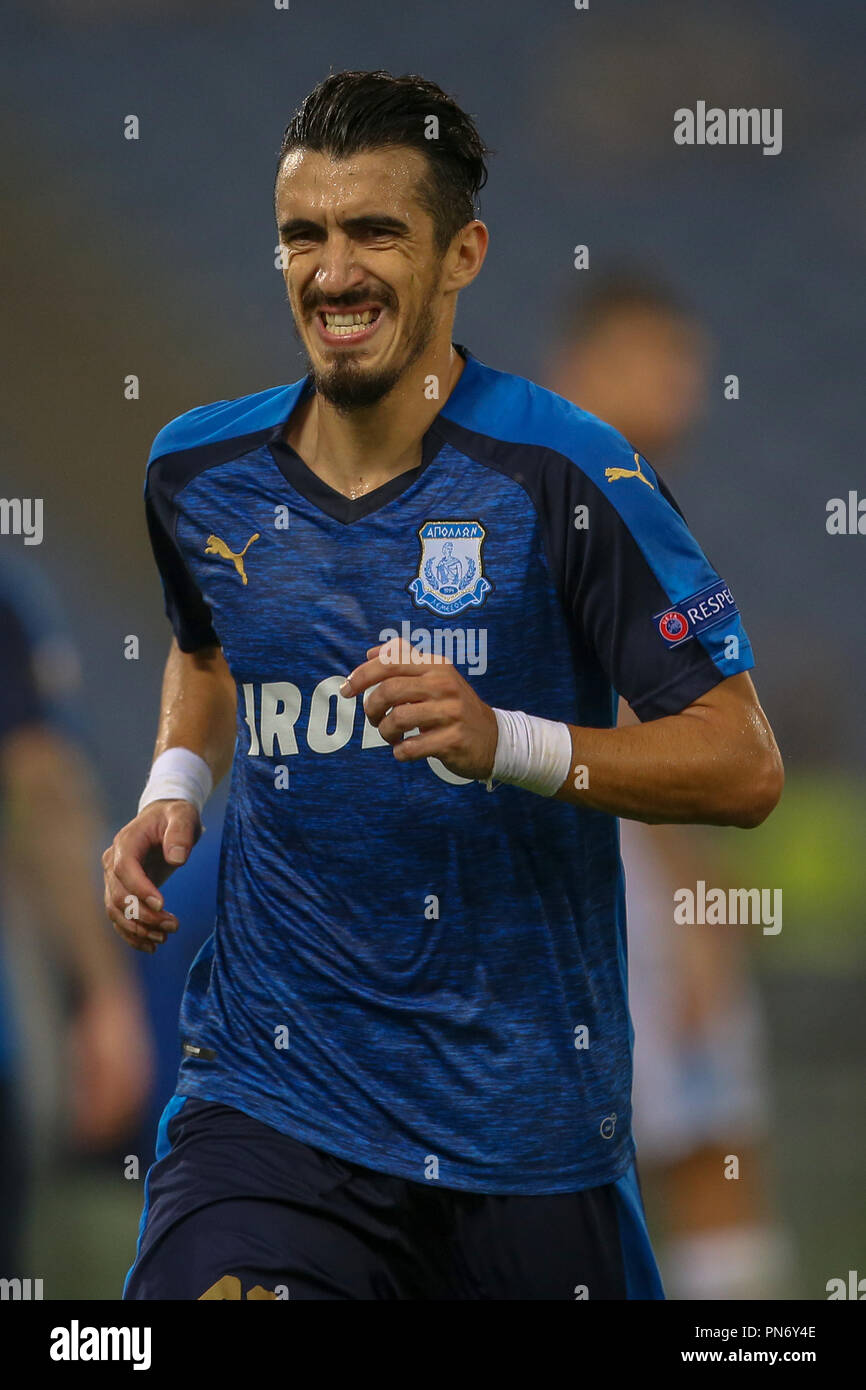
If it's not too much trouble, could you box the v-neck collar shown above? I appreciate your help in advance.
[266,344,476,526]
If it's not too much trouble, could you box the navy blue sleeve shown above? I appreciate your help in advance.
[145,458,220,653]
[513,413,755,721]
[556,438,755,720]
[435,362,755,722]
[434,395,755,721]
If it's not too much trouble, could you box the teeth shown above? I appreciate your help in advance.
[322,309,378,334]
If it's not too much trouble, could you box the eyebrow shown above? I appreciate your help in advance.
[278,213,410,239]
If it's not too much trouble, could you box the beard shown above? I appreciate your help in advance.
[299,286,438,414]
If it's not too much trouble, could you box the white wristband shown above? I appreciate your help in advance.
[138,747,213,815]
[486,708,573,796]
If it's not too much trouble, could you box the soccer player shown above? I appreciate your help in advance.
[107,70,783,1301]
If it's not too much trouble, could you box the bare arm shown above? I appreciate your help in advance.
[152,638,237,780]
[554,672,783,827]
[102,639,236,954]
[348,644,783,831]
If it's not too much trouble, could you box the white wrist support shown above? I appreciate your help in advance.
[138,747,213,815]
[486,708,573,796]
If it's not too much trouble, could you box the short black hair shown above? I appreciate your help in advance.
[276,70,491,253]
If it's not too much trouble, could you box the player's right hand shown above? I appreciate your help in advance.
[102,799,202,954]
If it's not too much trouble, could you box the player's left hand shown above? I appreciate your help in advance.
[341,637,498,781]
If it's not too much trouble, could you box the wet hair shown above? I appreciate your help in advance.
[277,70,491,252]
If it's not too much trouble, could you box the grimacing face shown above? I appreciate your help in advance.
[275,145,453,411]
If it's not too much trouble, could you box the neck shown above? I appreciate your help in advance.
[287,339,465,500]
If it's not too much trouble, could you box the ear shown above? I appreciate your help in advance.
[442,220,488,293]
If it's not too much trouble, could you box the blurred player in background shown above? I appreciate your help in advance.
[546,270,790,1298]
[0,553,152,1276]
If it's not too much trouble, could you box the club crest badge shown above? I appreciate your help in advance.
[408,521,492,616]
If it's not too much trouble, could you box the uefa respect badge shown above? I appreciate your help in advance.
[654,581,739,648]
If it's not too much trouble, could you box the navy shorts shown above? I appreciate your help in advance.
[124,1095,664,1301]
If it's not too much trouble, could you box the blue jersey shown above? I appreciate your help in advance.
[145,345,754,1194]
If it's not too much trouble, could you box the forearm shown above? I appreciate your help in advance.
[552,689,782,827]
[152,638,236,786]
[340,647,783,831]
[102,639,237,953]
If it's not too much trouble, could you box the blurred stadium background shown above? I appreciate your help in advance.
[1,0,864,1298]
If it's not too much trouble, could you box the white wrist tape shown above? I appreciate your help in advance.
[486,708,573,796]
[138,747,213,815]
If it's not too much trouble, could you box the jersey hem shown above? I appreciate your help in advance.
[172,1074,636,1196]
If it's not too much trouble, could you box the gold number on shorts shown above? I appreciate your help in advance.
[198,1274,277,1300]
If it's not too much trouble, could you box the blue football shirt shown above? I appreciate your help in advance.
[145,345,754,1194]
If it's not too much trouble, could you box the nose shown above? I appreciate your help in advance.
[313,231,366,302]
